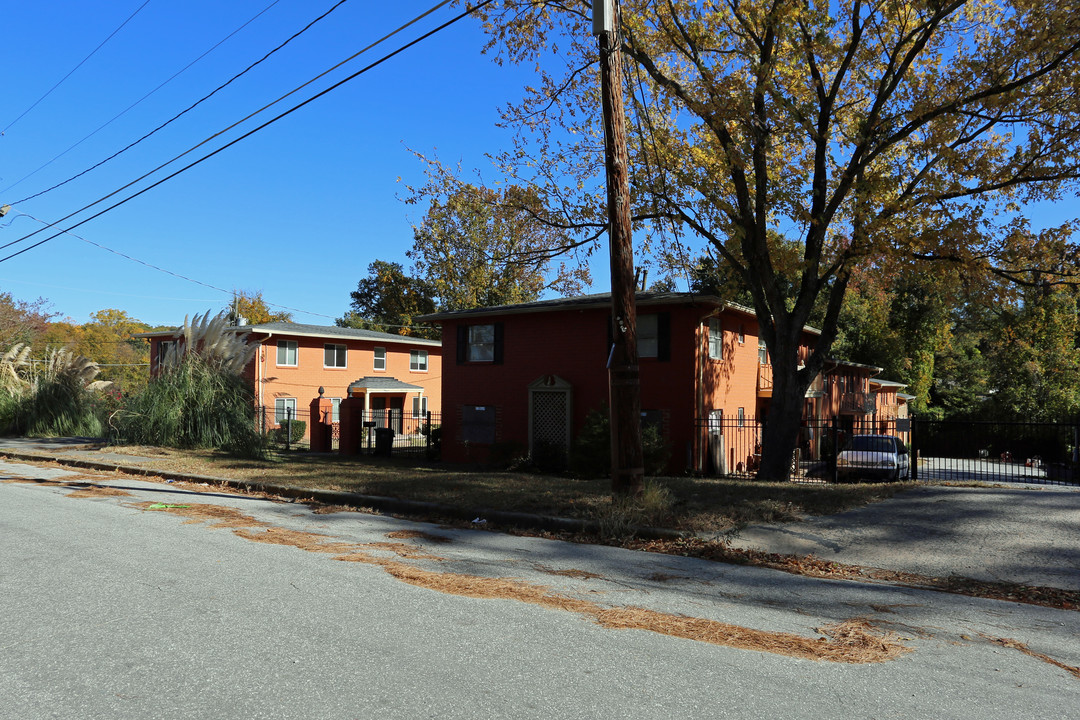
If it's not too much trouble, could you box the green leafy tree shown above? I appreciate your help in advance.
[985,286,1080,421]
[338,260,438,339]
[404,168,590,310]
[471,0,1080,479]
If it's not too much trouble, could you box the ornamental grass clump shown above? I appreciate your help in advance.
[114,311,264,458]
[0,343,111,437]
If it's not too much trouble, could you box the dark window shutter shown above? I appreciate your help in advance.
[657,312,671,361]
[493,322,504,364]
[456,325,467,365]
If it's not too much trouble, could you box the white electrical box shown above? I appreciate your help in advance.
[592,0,614,35]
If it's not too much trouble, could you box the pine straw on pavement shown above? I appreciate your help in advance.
[129,500,910,664]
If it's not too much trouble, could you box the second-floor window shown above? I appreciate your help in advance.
[374,347,386,371]
[324,344,347,368]
[708,318,722,360]
[277,340,298,366]
[410,349,428,371]
[458,323,503,364]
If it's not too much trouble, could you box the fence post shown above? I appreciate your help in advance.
[910,415,918,482]
[285,406,292,452]
[831,418,838,483]
[425,410,431,457]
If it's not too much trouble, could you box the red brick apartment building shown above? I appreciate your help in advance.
[420,292,909,474]
[140,322,441,431]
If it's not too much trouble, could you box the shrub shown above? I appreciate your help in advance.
[1,345,109,438]
[488,440,529,469]
[114,353,264,458]
[570,406,671,477]
[272,419,307,446]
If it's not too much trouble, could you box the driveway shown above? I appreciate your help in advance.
[728,484,1080,591]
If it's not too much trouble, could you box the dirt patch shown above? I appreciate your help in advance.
[362,541,446,561]
[66,485,133,499]
[595,610,908,664]
[533,565,602,580]
[1,475,133,498]
[311,504,358,515]
[386,530,452,543]
[985,636,1080,680]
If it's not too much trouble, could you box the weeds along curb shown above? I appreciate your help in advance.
[0,449,685,541]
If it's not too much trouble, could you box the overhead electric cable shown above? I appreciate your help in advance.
[1,0,154,136]
[0,0,458,255]
[7,0,352,203]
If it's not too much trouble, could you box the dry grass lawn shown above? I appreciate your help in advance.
[99,445,913,534]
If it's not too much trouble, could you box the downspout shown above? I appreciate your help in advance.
[697,308,723,473]
[257,331,272,411]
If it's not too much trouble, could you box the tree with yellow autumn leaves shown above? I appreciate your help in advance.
[456,0,1080,479]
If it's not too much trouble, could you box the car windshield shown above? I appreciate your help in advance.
[847,436,895,453]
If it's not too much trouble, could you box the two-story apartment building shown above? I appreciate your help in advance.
[140,321,441,435]
[419,292,821,474]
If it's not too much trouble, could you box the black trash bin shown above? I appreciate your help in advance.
[374,427,395,456]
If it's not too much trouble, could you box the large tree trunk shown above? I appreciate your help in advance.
[758,332,815,481]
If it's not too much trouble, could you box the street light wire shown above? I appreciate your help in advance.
[1,0,154,136]
[0,0,459,255]
[6,0,349,204]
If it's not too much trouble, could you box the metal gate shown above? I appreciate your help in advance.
[912,418,1079,486]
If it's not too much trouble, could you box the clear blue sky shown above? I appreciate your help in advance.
[2,2,1075,331]
[0,0,568,327]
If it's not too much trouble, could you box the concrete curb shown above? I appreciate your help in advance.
[0,448,685,541]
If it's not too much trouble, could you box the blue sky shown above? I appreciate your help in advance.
[0,0,557,327]
[2,2,1076,331]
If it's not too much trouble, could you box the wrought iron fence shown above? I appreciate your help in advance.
[257,406,441,458]
[912,418,1079,486]
[695,414,1079,486]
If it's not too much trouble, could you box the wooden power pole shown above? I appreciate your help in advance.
[594,0,644,496]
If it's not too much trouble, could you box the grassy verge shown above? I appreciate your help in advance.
[98,446,914,535]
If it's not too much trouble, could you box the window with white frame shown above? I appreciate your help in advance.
[638,314,659,358]
[758,337,768,365]
[467,325,495,362]
[410,349,428,371]
[373,347,386,371]
[276,340,298,366]
[411,396,428,417]
[737,324,745,344]
[330,398,341,423]
[708,318,722,360]
[275,397,297,424]
[324,343,347,368]
[737,407,745,427]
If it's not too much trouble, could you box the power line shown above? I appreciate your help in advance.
[3,208,421,329]
[6,0,350,203]
[1,0,154,136]
[0,0,458,256]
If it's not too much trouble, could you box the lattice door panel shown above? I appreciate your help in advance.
[531,390,569,450]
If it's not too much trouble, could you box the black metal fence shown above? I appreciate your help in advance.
[257,406,441,458]
[911,418,1079,486]
[695,415,1079,486]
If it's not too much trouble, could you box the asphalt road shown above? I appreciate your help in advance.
[2,459,1079,719]
[729,484,1080,591]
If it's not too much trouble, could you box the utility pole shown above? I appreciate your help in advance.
[594,0,644,496]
